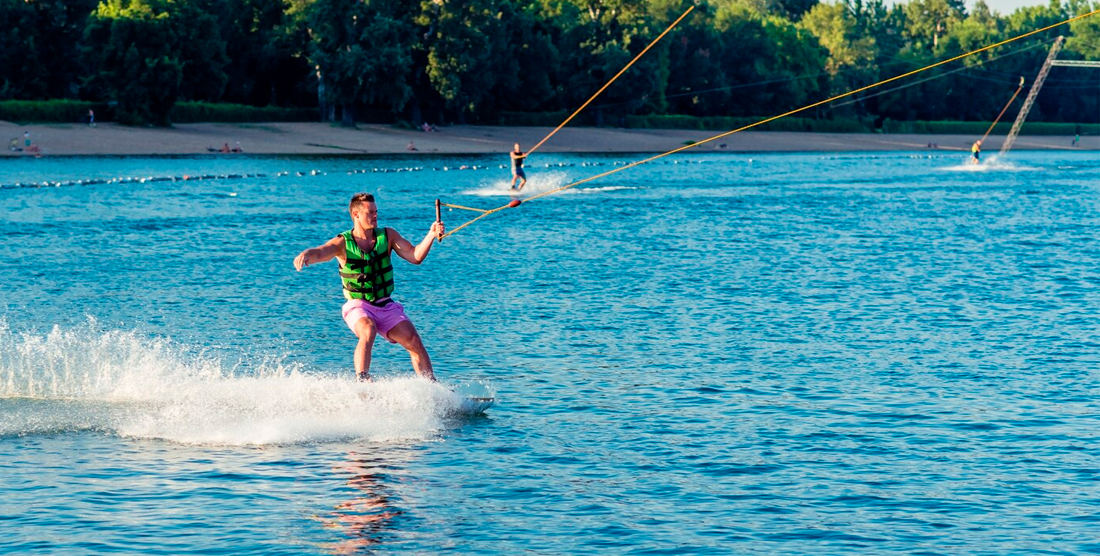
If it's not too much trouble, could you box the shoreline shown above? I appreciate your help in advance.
[2,121,1096,156]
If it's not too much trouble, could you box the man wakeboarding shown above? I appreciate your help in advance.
[509,143,527,190]
[293,193,444,382]
[970,139,982,164]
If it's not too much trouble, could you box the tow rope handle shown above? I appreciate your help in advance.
[435,199,443,242]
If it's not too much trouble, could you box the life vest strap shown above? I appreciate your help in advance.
[342,278,394,292]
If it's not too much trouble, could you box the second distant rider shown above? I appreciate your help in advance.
[510,143,527,190]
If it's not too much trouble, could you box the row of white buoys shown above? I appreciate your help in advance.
[350,167,426,174]
[819,154,941,160]
[0,158,722,190]
[0,173,269,189]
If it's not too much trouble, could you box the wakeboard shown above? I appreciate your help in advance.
[458,397,495,415]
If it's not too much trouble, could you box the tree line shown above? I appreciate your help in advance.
[1,0,1097,126]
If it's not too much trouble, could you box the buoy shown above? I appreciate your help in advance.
[507,199,522,208]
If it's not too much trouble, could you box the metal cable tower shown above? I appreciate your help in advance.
[1000,36,1065,155]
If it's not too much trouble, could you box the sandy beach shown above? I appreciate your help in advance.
[1,120,1095,156]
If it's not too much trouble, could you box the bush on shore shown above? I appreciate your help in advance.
[623,115,870,133]
[882,120,1098,136]
[0,100,103,124]
[499,112,1098,136]
[498,112,872,132]
[0,100,316,125]
[3,101,1097,136]
[168,102,317,123]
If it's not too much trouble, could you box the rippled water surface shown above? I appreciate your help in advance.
[2,151,1099,554]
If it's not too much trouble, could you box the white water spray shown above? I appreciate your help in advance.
[0,321,487,445]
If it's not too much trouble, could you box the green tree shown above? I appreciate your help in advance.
[303,0,417,125]
[556,0,673,123]
[762,16,828,112]
[685,1,828,118]
[214,0,297,106]
[778,0,820,21]
[0,0,99,100]
[81,0,233,124]
[0,0,1094,126]
[481,0,561,115]
[665,5,732,117]
[930,9,1001,122]
[1003,0,1064,35]
[1066,0,1100,59]
[709,1,780,115]
[0,0,44,99]
[174,0,229,103]
[417,0,503,123]
[903,0,966,50]
[82,0,184,125]
[801,2,877,78]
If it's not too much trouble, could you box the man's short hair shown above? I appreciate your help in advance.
[349,193,375,212]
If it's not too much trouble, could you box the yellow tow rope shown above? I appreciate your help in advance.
[980,76,1026,144]
[436,5,694,240]
[524,5,696,158]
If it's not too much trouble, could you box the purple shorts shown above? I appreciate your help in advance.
[341,299,410,343]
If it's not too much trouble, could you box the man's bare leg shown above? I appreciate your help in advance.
[353,317,377,381]
[386,320,435,381]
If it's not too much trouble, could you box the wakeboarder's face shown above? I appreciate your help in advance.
[351,202,378,230]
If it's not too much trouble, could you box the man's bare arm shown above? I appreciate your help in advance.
[390,223,443,265]
[294,236,344,271]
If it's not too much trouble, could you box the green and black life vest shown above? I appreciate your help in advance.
[338,228,394,302]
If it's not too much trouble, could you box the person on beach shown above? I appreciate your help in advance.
[509,143,527,190]
[293,193,444,382]
[21,131,41,157]
[970,139,981,164]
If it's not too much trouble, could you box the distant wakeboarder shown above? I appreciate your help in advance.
[509,143,527,190]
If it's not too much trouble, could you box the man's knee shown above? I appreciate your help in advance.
[405,333,426,352]
[390,322,425,351]
[353,318,377,340]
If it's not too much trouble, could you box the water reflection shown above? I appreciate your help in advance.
[322,453,403,554]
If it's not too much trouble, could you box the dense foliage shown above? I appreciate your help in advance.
[1,0,1096,126]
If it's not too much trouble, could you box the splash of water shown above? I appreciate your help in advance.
[0,320,484,445]
[940,154,1039,172]
[462,171,573,197]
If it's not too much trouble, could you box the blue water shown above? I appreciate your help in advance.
[2,151,1100,554]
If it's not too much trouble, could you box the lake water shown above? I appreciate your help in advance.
[2,150,1099,554]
